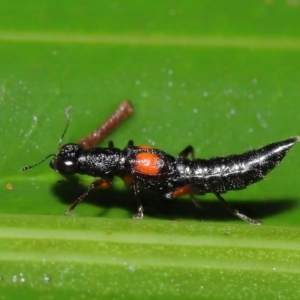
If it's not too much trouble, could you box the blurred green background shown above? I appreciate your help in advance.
[1,1,300,299]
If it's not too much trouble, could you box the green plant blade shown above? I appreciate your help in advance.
[1,214,300,299]
[1,1,300,298]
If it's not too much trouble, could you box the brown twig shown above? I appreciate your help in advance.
[78,100,134,150]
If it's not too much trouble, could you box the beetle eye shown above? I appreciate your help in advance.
[52,157,78,175]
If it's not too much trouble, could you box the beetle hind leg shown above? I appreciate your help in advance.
[213,192,262,225]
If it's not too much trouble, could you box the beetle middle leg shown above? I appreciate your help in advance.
[122,174,144,219]
[132,181,144,219]
[190,194,202,209]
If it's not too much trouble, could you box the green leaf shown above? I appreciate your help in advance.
[1,0,300,298]
[1,214,300,299]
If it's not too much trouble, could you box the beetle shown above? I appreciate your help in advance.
[21,101,299,224]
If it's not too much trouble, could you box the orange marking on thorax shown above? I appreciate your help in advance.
[135,152,162,175]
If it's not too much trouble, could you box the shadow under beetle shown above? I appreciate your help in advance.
[21,101,299,225]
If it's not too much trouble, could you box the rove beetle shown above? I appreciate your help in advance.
[21,101,299,225]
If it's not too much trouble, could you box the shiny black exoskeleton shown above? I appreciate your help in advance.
[48,137,299,225]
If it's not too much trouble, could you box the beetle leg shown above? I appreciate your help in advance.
[213,192,262,225]
[132,181,144,219]
[166,184,202,209]
[190,194,202,209]
[178,145,194,159]
[127,140,134,147]
[64,178,112,215]
[166,184,195,199]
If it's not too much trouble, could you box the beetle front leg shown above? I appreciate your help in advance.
[64,178,112,215]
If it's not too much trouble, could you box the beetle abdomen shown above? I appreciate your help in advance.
[188,137,299,193]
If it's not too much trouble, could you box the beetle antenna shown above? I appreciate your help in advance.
[20,154,56,171]
[58,106,72,149]
[20,106,72,172]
